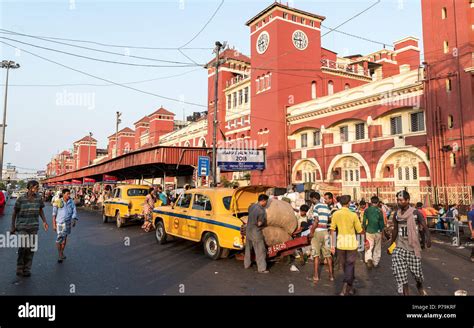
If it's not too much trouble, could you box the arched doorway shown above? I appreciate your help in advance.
[327,154,371,201]
[377,149,429,203]
[340,157,362,200]
[292,159,322,185]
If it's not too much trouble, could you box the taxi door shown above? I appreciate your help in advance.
[169,192,192,238]
[188,193,213,242]
[103,188,116,217]
[109,188,122,217]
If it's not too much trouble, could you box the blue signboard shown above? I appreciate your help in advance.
[198,156,210,177]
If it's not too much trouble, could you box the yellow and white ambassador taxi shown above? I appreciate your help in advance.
[102,184,150,228]
[152,186,270,260]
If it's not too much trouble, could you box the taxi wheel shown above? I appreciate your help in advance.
[155,221,167,244]
[203,233,222,260]
[116,212,123,228]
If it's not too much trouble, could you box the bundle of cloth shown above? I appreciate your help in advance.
[242,198,298,246]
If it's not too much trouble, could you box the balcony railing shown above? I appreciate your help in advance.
[321,59,370,77]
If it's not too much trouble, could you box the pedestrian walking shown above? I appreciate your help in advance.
[445,204,459,233]
[10,180,49,277]
[363,196,385,269]
[390,190,431,296]
[330,195,363,296]
[416,202,428,223]
[157,186,169,206]
[142,187,157,232]
[437,204,449,232]
[358,200,367,223]
[324,192,338,217]
[307,191,319,222]
[283,186,299,211]
[244,194,269,273]
[52,188,78,263]
[307,192,334,283]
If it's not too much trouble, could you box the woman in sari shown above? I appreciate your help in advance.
[142,188,157,232]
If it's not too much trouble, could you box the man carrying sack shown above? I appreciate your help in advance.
[244,194,269,273]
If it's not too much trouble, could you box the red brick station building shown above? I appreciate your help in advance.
[46,1,474,204]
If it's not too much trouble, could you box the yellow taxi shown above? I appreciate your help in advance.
[152,186,270,260]
[102,184,150,228]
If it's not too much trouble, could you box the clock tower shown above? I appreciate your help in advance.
[246,2,325,186]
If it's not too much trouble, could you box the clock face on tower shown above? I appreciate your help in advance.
[256,31,270,54]
[292,30,308,50]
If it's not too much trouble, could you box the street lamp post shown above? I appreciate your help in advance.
[0,60,20,182]
[211,41,225,187]
[115,111,122,158]
[88,132,93,166]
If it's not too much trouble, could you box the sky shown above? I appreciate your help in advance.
[0,0,423,174]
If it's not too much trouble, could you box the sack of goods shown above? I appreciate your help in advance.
[265,198,298,234]
[242,198,298,246]
[262,226,292,246]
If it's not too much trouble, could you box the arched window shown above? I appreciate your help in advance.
[442,7,447,19]
[328,81,334,95]
[443,41,449,54]
[450,153,456,167]
[448,115,454,129]
[311,81,317,99]
[446,78,452,92]
[396,165,419,182]
[344,83,350,90]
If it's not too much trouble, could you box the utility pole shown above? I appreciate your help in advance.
[211,41,225,187]
[0,60,20,181]
[115,111,122,158]
[88,132,93,166]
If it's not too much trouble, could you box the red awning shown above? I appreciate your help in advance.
[83,177,96,184]
[103,174,118,182]
[71,179,82,185]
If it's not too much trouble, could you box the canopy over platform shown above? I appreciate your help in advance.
[43,146,211,184]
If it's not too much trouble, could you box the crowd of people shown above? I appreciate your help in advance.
[243,187,474,295]
[10,180,474,295]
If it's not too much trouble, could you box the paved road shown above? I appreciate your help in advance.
[0,200,473,295]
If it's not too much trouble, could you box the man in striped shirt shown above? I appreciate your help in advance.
[307,192,334,282]
[10,180,48,277]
